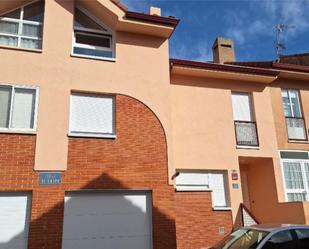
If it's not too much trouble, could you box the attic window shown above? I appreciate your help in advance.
[0,1,44,49]
[73,7,114,60]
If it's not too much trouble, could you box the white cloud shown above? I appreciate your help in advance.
[223,0,309,49]
[195,42,213,62]
[170,40,212,62]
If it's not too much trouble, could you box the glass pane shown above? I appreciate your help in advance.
[22,23,42,38]
[20,38,41,49]
[74,8,106,31]
[282,90,292,117]
[213,229,268,249]
[295,229,309,249]
[0,20,19,35]
[287,193,306,202]
[228,229,269,249]
[3,9,21,19]
[11,88,36,129]
[290,90,302,118]
[262,231,296,249]
[280,151,309,160]
[0,35,18,47]
[75,33,111,48]
[283,162,304,189]
[73,47,113,58]
[286,117,307,140]
[304,163,309,188]
[0,86,12,128]
[23,1,45,22]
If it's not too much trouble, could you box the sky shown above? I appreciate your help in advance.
[121,0,309,62]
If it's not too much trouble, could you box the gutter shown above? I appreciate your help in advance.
[125,11,180,28]
[170,59,280,77]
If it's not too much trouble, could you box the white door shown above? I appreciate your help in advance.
[0,192,31,249]
[62,191,152,249]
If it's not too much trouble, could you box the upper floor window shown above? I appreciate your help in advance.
[281,89,307,141]
[0,1,44,49]
[69,93,115,138]
[0,84,38,131]
[231,92,259,147]
[72,7,114,60]
[282,89,302,118]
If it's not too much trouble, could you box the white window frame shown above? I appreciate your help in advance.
[0,83,39,132]
[68,93,116,138]
[175,170,231,209]
[0,0,43,49]
[71,6,115,61]
[281,89,302,118]
[279,150,309,202]
[231,92,255,122]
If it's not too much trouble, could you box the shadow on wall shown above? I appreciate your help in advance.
[54,0,166,49]
[0,173,177,249]
[171,74,268,93]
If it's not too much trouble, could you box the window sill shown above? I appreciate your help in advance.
[71,53,116,62]
[0,44,42,53]
[175,188,212,192]
[236,145,260,150]
[288,139,308,144]
[0,129,37,135]
[213,207,232,211]
[68,133,117,139]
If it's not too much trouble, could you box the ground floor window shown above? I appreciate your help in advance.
[280,151,309,202]
[175,170,230,208]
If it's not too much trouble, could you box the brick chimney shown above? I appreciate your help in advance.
[150,6,161,16]
[212,37,235,64]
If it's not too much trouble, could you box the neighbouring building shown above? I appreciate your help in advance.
[1,1,309,249]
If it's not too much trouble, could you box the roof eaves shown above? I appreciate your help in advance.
[273,63,309,73]
[170,59,279,77]
[225,61,274,68]
[125,11,180,28]
[280,53,309,59]
[110,0,128,12]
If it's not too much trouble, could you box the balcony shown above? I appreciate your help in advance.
[286,117,307,141]
[234,121,259,147]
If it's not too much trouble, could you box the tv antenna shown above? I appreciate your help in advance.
[275,24,295,58]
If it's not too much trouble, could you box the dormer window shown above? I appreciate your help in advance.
[73,7,114,60]
[0,1,44,49]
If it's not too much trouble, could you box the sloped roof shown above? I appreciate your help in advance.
[110,0,128,12]
[109,0,179,27]
[170,59,279,77]
[227,60,309,74]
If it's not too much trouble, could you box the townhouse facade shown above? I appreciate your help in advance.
[1,1,309,249]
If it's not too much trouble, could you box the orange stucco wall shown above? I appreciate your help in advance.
[271,79,309,151]
[170,73,282,220]
[0,0,174,179]
[2,0,309,226]
[241,158,307,224]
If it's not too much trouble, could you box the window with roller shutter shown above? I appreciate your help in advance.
[176,171,230,208]
[69,93,115,138]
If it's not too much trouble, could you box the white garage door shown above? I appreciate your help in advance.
[0,192,31,249]
[62,191,152,249]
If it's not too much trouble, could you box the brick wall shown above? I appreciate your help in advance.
[0,94,233,249]
[176,192,233,249]
[0,95,176,249]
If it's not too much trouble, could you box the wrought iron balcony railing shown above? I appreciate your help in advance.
[285,117,307,141]
[234,121,259,147]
